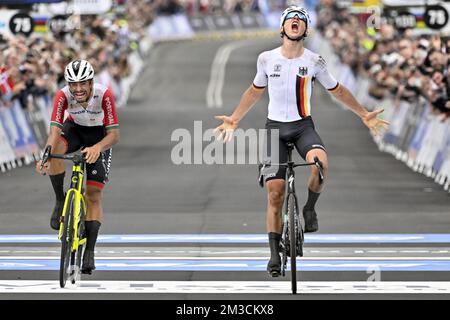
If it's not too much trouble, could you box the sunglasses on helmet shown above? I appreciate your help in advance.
[285,11,307,22]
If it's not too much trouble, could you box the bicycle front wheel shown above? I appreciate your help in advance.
[73,198,87,284]
[60,193,75,288]
[287,193,298,294]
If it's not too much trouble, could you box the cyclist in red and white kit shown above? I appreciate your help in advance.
[215,6,389,276]
[36,59,120,274]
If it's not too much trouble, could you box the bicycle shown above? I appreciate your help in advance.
[40,146,87,288]
[258,142,324,294]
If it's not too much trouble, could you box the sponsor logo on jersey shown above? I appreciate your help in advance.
[104,96,115,125]
[70,109,86,115]
[270,74,281,78]
[274,64,282,72]
[69,109,102,115]
[55,96,65,123]
[316,56,327,69]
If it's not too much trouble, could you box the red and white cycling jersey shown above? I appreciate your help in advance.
[50,83,119,130]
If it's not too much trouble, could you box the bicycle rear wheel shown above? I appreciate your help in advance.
[280,216,289,277]
[287,193,297,294]
[60,193,75,288]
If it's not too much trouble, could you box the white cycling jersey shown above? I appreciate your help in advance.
[253,47,339,122]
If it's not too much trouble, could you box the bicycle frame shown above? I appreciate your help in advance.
[285,145,297,195]
[258,142,324,292]
[58,159,87,252]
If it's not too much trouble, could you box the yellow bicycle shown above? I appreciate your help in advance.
[41,146,87,288]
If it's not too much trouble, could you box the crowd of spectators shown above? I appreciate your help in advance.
[0,0,293,110]
[316,0,450,118]
[0,0,164,110]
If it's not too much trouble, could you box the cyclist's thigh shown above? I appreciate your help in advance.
[263,120,287,182]
[61,120,82,154]
[292,117,326,160]
[86,148,112,190]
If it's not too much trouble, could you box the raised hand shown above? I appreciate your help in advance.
[362,108,390,136]
[213,115,238,143]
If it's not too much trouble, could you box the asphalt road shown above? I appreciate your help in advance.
[0,36,449,300]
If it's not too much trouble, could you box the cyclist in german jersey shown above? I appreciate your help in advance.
[215,6,389,277]
[36,59,120,274]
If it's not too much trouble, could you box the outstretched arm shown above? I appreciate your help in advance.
[214,84,265,142]
[330,84,389,136]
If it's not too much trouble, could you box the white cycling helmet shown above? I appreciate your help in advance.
[64,59,95,83]
[279,6,311,32]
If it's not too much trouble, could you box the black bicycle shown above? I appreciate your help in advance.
[259,142,324,294]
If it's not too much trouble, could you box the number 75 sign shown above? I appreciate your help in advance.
[0,10,34,37]
[424,4,450,31]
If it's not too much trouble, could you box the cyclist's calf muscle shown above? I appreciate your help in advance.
[306,149,328,192]
[266,179,285,233]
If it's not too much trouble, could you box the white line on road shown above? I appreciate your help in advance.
[1,281,450,294]
[2,256,450,261]
[206,41,248,108]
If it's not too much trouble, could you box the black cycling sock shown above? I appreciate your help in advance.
[49,172,65,202]
[268,232,281,258]
[304,189,320,210]
[85,220,101,251]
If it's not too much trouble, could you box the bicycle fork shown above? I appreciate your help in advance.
[58,165,87,251]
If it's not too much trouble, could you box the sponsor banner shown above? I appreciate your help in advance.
[407,104,430,160]
[433,127,450,173]
[39,0,112,15]
[382,100,410,146]
[0,101,39,158]
[25,97,52,148]
[188,13,268,32]
[0,121,15,168]
[416,115,448,170]
[148,14,194,41]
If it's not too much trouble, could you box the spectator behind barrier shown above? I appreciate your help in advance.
[316,0,450,119]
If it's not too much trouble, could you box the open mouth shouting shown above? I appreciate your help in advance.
[291,20,299,33]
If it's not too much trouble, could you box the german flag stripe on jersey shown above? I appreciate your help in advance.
[296,75,311,118]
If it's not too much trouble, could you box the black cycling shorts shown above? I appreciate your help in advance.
[262,117,326,182]
[59,120,112,189]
